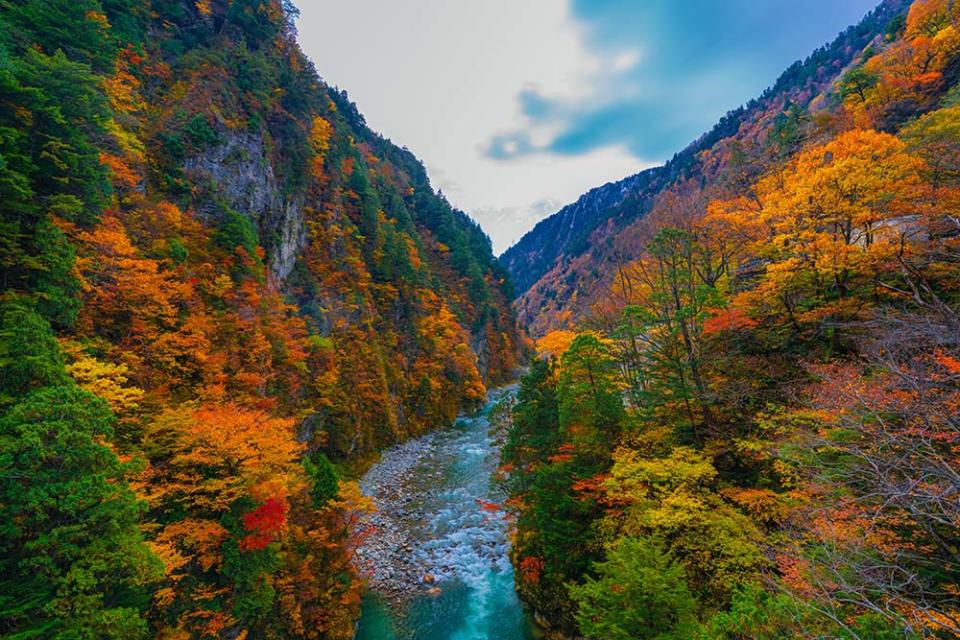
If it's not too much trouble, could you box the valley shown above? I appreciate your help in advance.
[1,0,958,639]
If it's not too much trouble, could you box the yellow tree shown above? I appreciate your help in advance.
[598,447,767,609]
[742,129,932,326]
[140,403,302,637]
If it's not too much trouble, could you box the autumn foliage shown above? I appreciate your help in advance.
[0,1,520,639]
[502,3,960,638]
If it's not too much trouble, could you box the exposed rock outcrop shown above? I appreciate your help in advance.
[184,130,305,280]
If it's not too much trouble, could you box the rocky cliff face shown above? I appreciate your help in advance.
[184,130,305,280]
[127,0,524,452]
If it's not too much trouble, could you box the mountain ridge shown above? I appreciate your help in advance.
[501,0,912,334]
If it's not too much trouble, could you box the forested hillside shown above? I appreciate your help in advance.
[0,1,522,638]
[502,0,913,336]
[500,0,960,637]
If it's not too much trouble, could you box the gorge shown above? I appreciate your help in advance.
[1,0,959,639]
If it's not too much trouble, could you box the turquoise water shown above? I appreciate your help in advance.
[354,388,539,640]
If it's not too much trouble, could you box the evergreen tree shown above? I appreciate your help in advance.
[0,302,160,638]
[558,333,624,453]
[569,537,698,640]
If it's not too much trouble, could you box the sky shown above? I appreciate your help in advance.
[295,0,879,254]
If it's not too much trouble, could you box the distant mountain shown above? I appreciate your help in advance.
[502,0,912,335]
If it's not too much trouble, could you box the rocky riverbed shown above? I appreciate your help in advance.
[354,435,445,601]
[352,386,537,640]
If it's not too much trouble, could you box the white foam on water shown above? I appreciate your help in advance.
[356,385,530,639]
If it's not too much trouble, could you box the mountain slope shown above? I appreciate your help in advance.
[502,0,912,335]
[499,1,960,636]
[0,1,521,637]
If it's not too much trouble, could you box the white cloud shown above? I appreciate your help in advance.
[610,50,641,73]
[294,0,648,253]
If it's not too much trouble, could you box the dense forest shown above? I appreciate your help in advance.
[501,0,960,637]
[4,0,960,639]
[0,0,522,638]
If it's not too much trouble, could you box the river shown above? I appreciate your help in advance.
[353,386,538,640]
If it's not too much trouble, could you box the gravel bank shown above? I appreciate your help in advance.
[353,387,517,604]
[354,432,444,602]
